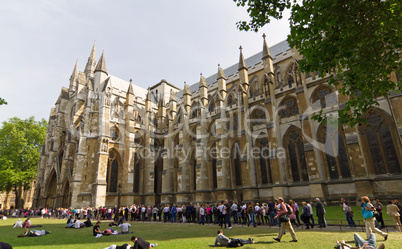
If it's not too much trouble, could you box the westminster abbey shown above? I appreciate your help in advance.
[33,36,402,209]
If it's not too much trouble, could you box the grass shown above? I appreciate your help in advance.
[1,214,401,249]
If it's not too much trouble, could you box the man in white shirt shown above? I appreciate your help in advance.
[199,205,205,225]
[306,201,315,227]
[231,202,238,224]
[74,218,84,228]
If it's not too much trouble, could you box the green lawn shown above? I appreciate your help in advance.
[0,214,401,249]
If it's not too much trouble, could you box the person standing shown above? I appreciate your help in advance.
[306,201,315,227]
[301,202,313,229]
[394,199,402,224]
[361,196,388,240]
[373,199,385,228]
[315,198,326,227]
[231,201,238,224]
[387,200,402,232]
[292,200,300,226]
[247,202,256,228]
[268,199,277,226]
[273,197,298,243]
[199,204,205,225]
[224,200,232,229]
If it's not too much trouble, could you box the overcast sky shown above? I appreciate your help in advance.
[0,0,290,124]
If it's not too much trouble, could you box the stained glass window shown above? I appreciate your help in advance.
[251,108,266,125]
[363,112,401,174]
[286,130,309,182]
[279,98,299,118]
[312,87,337,109]
[234,144,242,186]
[110,127,119,141]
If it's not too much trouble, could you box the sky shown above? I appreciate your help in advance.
[0,0,290,124]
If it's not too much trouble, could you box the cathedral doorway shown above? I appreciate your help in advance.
[61,180,71,208]
[45,170,57,208]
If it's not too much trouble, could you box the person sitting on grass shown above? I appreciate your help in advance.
[335,233,385,249]
[22,218,41,228]
[74,217,84,229]
[12,219,23,228]
[131,236,158,249]
[18,228,51,237]
[214,229,254,247]
[93,221,102,236]
[118,219,131,233]
[66,218,73,228]
[84,217,93,227]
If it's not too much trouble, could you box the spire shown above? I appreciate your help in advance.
[89,42,96,61]
[199,73,207,88]
[184,83,191,95]
[70,60,78,80]
[217,64,227,80]
[262,33,272,60]
[146,87,151,101]
[127,79,134,95]
[95,51,108,75]
[238,46,247,71]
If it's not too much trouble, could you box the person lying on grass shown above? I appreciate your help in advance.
[103,235,158,249]
[214,229,254,247]
[18,228,51,237]
[335,233,385,249]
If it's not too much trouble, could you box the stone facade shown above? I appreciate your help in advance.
[0,181,35,209]
[33,37,402,209]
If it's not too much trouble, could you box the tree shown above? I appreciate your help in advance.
[0,117,47,209]
[0,97,6,105]
[234,0,401,126]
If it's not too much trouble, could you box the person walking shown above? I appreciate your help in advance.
[315,198,326,227]
[306,201,315,227]
[361,196,388,240]
[373,199,385,228]
[344,201,356,228]
[386,200,402,232]
[273,197,298,243]
[247,202,256,228]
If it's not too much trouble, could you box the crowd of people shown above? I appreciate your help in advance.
[1,196,401,248]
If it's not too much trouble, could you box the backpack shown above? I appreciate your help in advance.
[286,204,293,216]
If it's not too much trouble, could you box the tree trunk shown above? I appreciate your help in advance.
[14,183,23,209]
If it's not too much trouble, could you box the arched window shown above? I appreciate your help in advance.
[360,111,401,175]
[284,128,309,182]
[250,107,267,126]
[208,99,216,113]
[208,121,216,137]
[233,143,242,186]
[107,151,119,192]
[227,92,237,106]
[134,131,144,146]
[110,126,119,141]
[311,86,337,109]
[256,137,273,185]
[249,81,260,98]
[279,97,299,118]
[318,125,351,179]
[191,102,200,119]
[210,144,218,189]
[133,152,141,193]
[58,150,64,173]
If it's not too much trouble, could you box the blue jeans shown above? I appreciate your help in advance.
[355,233,376,248]
[248,213,256,227]
[270,212,277,226]
[225,213,232,227]
[200,215,205,225]
[345,212,356,227]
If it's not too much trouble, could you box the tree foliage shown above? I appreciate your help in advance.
[0,117,47,208]
[0,97,6,106]
[234,0,402,126]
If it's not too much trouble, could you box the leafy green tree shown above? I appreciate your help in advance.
[0,117,47,209]
[234,0,401,126]
[0,97,6,105]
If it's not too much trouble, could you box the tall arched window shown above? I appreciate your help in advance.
[210,144,218,189]
[233,143,242,186]
[360,111,401,175]
[256,137,273,185]
[279,97,299,118]
[58,150,64,173]
[284,128,309,182]
[208,99,216,113]
[107,151,119,192]
[318,125,351,179]
[227,91,237,106]
[311,86,337,109]
[133,152,141,193]
[193,158,197,191]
